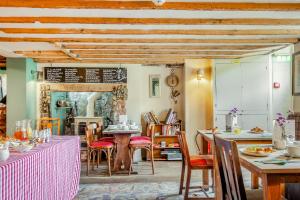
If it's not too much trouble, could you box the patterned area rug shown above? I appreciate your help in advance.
[78,182,214,200]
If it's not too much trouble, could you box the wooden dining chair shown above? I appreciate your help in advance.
[86,129,114,176]
[213,135,263,200]
[177,131,214,200]
[86,123,115,143]
[128,123,155,175]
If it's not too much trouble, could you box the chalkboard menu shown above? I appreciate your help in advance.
[44,67,127,83]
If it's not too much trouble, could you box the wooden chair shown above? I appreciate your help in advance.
[213,135,263,200]
[86,129,114,176]
[177,131,214,200]
[86,123,115,143]
[128,123,155,175]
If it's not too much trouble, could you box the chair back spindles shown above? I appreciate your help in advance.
[177,131,191,164]
[214,136,247,200]
[85,130,94,147]
[146,123,155,143]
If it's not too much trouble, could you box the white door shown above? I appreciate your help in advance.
[215,63,242,111]
[241,62,269,129]
[241,62,269,113]
[272,57,292,117]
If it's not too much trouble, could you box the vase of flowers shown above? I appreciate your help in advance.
[273,113,287,150]
[226,108,239,132]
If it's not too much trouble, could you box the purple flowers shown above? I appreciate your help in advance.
[276,113,287,127]
[229,108,238,115]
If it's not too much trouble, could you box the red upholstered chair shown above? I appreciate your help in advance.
[87,123,115,143]
[128,123,155,175]
[85,129,114,176]
[177,131,214,200]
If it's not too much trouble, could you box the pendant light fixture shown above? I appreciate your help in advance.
[152,0,166,6]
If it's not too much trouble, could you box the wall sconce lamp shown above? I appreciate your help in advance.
[196,69,205,80]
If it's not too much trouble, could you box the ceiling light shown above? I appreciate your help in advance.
[152,0,166,6]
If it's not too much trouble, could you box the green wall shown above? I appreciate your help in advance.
[6,58,37,134]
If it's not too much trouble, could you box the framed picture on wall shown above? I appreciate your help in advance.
[149,75,161,98]
[293,51,300,95]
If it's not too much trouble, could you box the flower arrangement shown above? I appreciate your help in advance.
[275,113,287,127]
[229,108,238,116]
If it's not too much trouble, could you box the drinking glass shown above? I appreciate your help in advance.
[286,134,295,145]
[32,130,38,139]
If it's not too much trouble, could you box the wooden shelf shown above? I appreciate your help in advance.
[146,122,182,161]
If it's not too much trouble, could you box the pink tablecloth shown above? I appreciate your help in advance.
[0,136,80,200]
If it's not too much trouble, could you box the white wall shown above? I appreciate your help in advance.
[184,59,213,155]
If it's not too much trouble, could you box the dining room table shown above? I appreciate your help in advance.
[197,129,273,199]
[239,145,300,200]
[103,127,141,173]
[0,135,80,200]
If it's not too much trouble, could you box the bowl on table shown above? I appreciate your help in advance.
[14,142,33,153]
[0,148,9,161]
[108,125,118,130]
[287,144,300,158]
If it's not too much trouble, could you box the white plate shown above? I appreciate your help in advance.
[248,131,265,134]
[284,152,300,158]
[240,148,271,157]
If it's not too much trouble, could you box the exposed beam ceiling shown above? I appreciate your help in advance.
[1,1,300,11]
[0,37,297,44]
[1,17,300,25]
[61,44,278,51]
[3,28,300,35]
[0,1,299,64]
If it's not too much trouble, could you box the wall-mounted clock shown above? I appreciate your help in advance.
[166,74,179,87]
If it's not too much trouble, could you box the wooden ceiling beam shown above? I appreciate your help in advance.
[62,44,279,51]
[0,63,5,67]
[0,37,297,44]
[72,50,247,55]
[76,54,245,59]
[1,17,300,25]
[33,57,239,64]
[1,1,300,11]
[3,28,300,35]
[15,50,65,55]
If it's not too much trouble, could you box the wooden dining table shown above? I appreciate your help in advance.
[103,128,141,172]
[239,146,300,200]
[197,129,272,199]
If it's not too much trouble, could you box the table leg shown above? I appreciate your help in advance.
[262,174,281,200]
[251,173,259,189]
[113,134,131,172]
[200,135,209,187]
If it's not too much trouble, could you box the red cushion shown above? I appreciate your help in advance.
[99,137,115,143]
[90,141,113,148]
[130,139,152,145]
[130,136,151,141]
[190,157,213,167]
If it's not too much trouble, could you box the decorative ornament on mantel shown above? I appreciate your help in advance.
[152,0,166,6]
